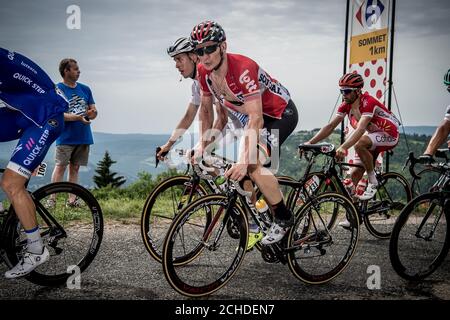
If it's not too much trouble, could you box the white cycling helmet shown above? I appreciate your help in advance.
[167,37,194,58]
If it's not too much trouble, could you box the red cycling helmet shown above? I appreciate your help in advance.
[190,20,226,47]
[339,73,364,88]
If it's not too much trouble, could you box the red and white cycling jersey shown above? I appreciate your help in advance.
[198,53,291,122]
[337,92,401,138]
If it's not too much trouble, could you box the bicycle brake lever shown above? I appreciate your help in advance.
[155,147,169,168]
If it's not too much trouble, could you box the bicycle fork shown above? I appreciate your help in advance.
[416,199,445,241]
[201,194,239,251]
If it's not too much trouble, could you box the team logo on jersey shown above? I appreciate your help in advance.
[7,51,15,61]
[356,0,385,29]
[239,70,257,93]
[11,144,23,158]
[48,119,59,128]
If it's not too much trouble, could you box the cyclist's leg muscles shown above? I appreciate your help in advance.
[354,135,374,174]
[250,100,298,215]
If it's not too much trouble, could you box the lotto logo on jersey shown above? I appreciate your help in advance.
[239,70,257,93]
[356,0,385,30]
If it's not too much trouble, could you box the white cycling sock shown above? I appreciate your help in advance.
[367,171,378,185]
[25,226,44,254]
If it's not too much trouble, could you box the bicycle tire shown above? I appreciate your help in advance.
[4,182,103,287]
[389,191,450,281]
[141,175,210,264]
[287,192,359,284]
[162,194,248,297]
[363,172,412,239]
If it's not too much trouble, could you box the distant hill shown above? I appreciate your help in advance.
[0,127,442,198]
[402,126,437,137]
[0,132,171,194]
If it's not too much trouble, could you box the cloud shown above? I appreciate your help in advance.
[0,0,449,133]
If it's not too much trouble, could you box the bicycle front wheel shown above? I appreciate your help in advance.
[287,192,359,284]
[4,182,103,287]
[141,175,209,263]
[364,172,412,239]
[389,192,450,281]
[162,194,248,297]
[411,167,442,197]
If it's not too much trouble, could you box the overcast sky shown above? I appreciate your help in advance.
[1,0,449,134]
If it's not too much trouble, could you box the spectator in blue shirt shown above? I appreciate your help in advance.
[50,58,97,206]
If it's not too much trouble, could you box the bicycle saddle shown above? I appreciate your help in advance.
[298,143,335,155]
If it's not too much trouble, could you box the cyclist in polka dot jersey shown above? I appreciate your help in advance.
[306,72,401,201]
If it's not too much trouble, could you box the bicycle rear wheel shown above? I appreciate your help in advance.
[162,194,248,297]
[389,192,450,281]
[4,182,103,286]
[363,172,412,239]
[287,192,359,284]
[141,175,209,263]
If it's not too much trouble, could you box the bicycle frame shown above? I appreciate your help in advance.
[405,151,450,242]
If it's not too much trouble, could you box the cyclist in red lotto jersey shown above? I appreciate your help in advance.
[190,20,298,245]
[306,72,401,200]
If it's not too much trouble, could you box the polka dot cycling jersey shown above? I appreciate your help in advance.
[337,92,401,137]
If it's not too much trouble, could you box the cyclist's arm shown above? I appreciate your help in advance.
[424,119,450,155]
[165,103,199,148]
[212,102,228,133]
[238,98,263,165]
[198,94,214,150]
[308,115,343,144]
[340,115,371,150]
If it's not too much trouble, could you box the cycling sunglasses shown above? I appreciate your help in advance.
[195,44,219,56]
[340,87,358,95]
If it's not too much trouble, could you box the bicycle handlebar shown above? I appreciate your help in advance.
[403,152,421,179]
[403,149,449,179]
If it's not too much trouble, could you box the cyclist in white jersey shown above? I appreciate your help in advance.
[422,68,450,158]
[157,37,242,160]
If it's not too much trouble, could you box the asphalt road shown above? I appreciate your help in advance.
[0,222,449,301]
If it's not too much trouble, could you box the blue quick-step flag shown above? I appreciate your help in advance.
[0,47,68,126]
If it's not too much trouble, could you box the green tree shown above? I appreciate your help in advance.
[93,151,126,188]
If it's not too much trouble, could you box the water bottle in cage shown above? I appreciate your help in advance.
[255,198,272,228]
[215,175,226,186]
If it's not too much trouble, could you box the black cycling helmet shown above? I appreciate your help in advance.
[190,20,226,47]
[444,69,450,86]
[167,37,194,58]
